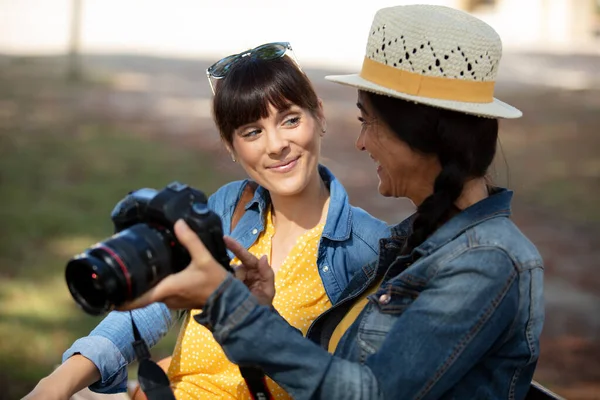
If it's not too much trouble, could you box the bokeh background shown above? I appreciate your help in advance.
[0,0,599,399]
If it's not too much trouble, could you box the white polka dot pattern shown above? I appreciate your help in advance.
[167,206,329,399]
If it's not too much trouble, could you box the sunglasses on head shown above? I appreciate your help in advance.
[206,42,300,94]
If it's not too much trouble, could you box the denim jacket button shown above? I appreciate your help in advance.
[252,229,258,235]
[379,294,391,305]
[322,265,329,272]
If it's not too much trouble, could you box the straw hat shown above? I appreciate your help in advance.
[326,5,521,119]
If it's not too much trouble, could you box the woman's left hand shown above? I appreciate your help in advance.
[117,219,229,311]
[225,236,275,307]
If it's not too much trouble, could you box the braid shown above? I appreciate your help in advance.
[406,163,467,251]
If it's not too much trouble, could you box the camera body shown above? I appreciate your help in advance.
[65,182,232,315]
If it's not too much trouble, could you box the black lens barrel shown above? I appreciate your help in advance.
[65,224,173,315]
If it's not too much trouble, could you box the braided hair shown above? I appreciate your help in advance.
[364,91,498,252]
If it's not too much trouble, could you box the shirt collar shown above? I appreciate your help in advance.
[412,187,513,256]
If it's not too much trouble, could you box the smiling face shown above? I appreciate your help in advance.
[355,91,440,201]
[230,102,324,196]
[211,55,325,197]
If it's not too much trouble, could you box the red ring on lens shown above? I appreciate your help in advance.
[97,244,132,300]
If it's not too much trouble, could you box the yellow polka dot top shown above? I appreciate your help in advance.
[167,206,330,399]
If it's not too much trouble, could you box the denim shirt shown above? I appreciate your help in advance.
[196,188,545,400]
[62,165,390,393]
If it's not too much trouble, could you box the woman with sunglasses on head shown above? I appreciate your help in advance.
[24,43,390,400]
[109,5,546,400]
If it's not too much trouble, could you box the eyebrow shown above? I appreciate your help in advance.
[236,104,296,132]
[275,104,298,122]
[356,101,369,116]
[277,104,294,115]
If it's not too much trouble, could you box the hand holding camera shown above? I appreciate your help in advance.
[117,218,230,311]
[65,181,275,314]
[65,182,234,314]
[116,222,276,311]
[59,182,275,400]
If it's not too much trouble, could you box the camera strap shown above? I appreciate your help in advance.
[129,180,272,400]
[130,312,273,400]
[240,367,273,400]
[130,312,177,400]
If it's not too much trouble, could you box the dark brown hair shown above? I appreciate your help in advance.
[363,91,499,252]
[212,55,320,146]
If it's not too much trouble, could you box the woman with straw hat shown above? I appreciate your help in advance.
[112,5,545,399]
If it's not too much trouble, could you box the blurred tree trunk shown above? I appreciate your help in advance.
[68,0,83,82]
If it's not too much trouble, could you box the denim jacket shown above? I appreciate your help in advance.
[196,188,545,399]
[62,165,390,393]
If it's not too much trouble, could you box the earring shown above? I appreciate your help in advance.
[320,127,326,136]
[231,154,237,163]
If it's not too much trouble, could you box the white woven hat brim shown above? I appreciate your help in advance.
[326,73,522,119]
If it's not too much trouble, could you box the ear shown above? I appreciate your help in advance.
[223,142,237,162]
[316,98,327,136]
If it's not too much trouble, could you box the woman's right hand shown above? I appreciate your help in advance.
[224,236,276,307]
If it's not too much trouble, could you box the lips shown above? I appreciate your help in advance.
[267,156,299,172]
[369,153,382,172]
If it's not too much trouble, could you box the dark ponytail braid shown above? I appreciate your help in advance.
[407,163,466,250]
[365,91,498,252]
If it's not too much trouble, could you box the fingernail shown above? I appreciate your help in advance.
[175,219,188,230]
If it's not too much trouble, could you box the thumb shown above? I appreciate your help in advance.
[257,255,274,281]
[233,264,247,281]
[174,219,211,264]
[258,255,271,273]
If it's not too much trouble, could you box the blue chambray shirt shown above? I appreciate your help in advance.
[62,165,390,393]
[195,188,545,399]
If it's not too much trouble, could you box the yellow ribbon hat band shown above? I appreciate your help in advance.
[359,57,495,103]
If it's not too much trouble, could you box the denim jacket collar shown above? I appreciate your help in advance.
[244,165,353,242]
[244,182,270,215]
[412,188,513,257]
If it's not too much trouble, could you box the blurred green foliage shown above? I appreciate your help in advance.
[0,124,233,398]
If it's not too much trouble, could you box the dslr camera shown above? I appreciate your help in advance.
[65,182,232,315]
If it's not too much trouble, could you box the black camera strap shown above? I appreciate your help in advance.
[130,312,177,400]
[130,312,273,400]
[240,366,273,400]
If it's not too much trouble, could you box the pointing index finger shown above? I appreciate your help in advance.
[223,236,260,269]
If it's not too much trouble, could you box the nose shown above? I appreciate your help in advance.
[266,128,290,156]
[355,129,366,152]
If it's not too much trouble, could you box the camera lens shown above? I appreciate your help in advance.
[65,253,117,315]
[65,224,172,315]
